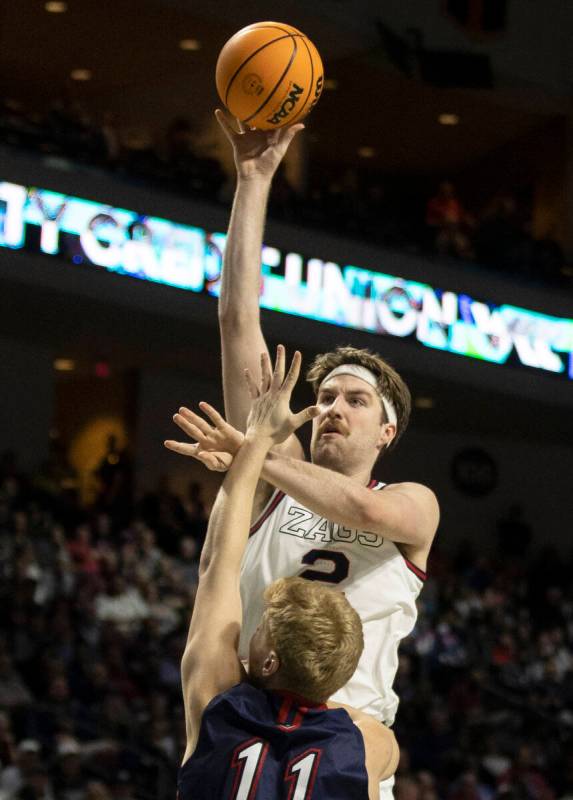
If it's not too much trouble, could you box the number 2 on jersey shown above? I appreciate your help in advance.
[230,740,320,799]
[299,549,350,584]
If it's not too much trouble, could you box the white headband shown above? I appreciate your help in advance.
[319,365,398,430]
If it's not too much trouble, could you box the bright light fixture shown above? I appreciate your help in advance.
[54,358,75,372]
[415,397,435,409]
[70,68,92,81]
[179,39,201,51]
[438,113,460,126]
[45,1,67,12]
[357,146,376,158]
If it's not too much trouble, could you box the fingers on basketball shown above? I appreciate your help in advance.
[214,109,237,140]
[280,123,304,147]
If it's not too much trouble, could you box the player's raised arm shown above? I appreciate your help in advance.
[179,346,318,763]
[215,111,305,465]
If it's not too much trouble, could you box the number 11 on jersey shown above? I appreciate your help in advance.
[231,739,321,798]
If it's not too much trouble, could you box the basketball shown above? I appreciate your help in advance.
[216,21,324,130]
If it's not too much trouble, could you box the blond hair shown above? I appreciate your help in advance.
[306,345,411,449]
[263,576,363,703]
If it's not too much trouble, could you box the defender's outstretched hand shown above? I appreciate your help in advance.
[215,109,304,182]
[164,346,318,471]
[165,403,243,472]
[245,345,319,443]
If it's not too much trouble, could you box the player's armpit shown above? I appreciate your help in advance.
[356,717,400,784]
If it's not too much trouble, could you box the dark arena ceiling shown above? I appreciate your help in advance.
[0,0,562,174]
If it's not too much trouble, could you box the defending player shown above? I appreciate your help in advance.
[176,346,399,800]
[167,114,440,799]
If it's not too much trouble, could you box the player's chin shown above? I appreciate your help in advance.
[311,440,345,466]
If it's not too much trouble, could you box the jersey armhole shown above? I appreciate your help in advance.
[249,489,286,537]
[372,482,428,582]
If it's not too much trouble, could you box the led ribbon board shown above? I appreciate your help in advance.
[1,180,572,379]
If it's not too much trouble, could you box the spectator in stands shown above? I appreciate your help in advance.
[475,192,528,273]
[498,743,555,800]
[15,766,54,800]
[93,435,133,525]
[182,481,207,550]
[51,737,86,800]
[100,112,122,168]
[67,525,100,582]
[163,117,199,189]
[426,181,474,259]
[0,652,33,709]
[0,739,42,798]
[162,117,225,201]
[94,575,148,634]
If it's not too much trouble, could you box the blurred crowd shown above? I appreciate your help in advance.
[1,96,570,289]
[0,448,571,800]
[0,98,225,203]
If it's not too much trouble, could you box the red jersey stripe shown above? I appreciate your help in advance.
[403,557,427,581]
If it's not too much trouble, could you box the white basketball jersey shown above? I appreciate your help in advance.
[239,481,426,726]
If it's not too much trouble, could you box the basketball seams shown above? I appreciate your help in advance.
[218,25,321,128]
[244,36,299,124]
[284,34,314,126]
[224,33,295,106]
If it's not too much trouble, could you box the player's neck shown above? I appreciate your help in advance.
[259,676,325,707]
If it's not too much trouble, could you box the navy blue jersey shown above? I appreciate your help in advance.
[178,682,369,799]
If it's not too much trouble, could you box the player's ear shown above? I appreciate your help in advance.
[262,650,280,678]
[377,423,396,450]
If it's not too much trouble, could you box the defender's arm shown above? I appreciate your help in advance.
[180,434,269,763]
[180,349,318,764]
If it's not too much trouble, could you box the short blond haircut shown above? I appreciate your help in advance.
[306,345,411,450]
[263,576,363,703]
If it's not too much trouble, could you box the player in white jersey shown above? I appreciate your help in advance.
[240,478,425,726]
[165,112,440,799]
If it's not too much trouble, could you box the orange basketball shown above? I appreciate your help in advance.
[216,21,323,130]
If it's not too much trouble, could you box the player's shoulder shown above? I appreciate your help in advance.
[193,682,270,736]
[383,480,439,508]
[379,481,440,549]
[355,717,399,783]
